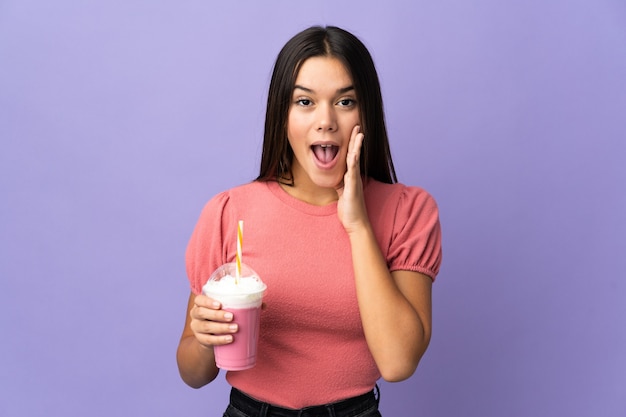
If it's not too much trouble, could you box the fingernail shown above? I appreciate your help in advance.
[212,301,221,308]
[224,312,233,321]
[229,324,238,332]
[225,335,233,343]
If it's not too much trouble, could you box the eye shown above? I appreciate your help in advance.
[337,98,356,107]
[295,98,312,106]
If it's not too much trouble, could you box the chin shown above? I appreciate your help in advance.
[311,174,344,190]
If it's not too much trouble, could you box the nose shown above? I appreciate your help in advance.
[316,103,337,132]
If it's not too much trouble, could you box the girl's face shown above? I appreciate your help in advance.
[286,56,360,201]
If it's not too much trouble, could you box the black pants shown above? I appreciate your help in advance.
[223,386,381,417]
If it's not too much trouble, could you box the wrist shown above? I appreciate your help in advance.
[346,220,374,240]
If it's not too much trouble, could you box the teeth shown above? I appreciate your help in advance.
[320,144,333,148]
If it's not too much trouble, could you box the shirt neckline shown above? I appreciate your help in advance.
[265,181,338,217]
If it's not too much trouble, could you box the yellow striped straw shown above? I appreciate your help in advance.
[236,220,243,283]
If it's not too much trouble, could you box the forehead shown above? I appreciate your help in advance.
[294,56,353,88]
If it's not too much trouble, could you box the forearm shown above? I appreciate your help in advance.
[176,335,220,388]
[349,223,431,381]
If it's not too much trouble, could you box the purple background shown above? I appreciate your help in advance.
[1,1,625,416]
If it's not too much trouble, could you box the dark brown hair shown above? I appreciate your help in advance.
[256,26,397,184]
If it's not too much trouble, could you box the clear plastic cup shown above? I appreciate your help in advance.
[202,262,266,370]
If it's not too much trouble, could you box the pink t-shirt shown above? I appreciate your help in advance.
[186,179,442,408]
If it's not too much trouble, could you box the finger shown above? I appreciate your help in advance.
[347,131,364,172]
[352,132,364,163]
[196,332,235,347]
[194,294,221,309]
[348,125,361,154]
[192,305,234,322]
[191,298,234,323]
[192,319,238,338]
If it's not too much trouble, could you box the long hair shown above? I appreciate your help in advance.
[256,26,397,184]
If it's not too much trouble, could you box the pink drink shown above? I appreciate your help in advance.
[202,262,266,371]
[214,306,262,370]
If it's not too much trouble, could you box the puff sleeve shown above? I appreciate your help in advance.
[185,191,234,294]
[387,186,442,280]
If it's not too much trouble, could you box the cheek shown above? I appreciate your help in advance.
[286,114,307,140]
[341,112,361,132]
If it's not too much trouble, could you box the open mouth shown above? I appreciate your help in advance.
[311,144,339,164]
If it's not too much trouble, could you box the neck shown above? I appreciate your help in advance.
[279,180,339,206]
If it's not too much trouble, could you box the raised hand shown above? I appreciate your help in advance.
[336,125,369,234]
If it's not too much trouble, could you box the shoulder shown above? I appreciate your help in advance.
[196,181,283,227]
[364,179,438,216]
[227,180,267,196]
[202,181,267,208]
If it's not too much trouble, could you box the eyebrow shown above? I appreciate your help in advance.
[293,85,355,94]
